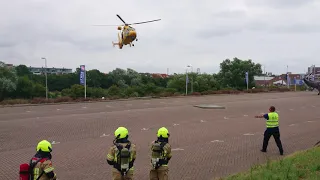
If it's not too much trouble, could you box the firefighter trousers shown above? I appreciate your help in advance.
[150,167,168,180]
[112,169,134,180]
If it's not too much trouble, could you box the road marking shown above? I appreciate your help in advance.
[312,105,316,108]
[82,107,87,109]
[172,148,184,151]
[289,109,294,111]
[100,134,110,137]
[173,123,180,126]
[307,121,315,123]
[51,141,60,145]
[141,128,149,131]
[36,117,40,119]
[26,111,31,113]
[126,110,131,112]
[211,140,224,143]
[243,115,248,117]
[243,133,254,136]
[200,120,206,123]
[57,109,61,111]
[224,117,229,120]
[289,124,296,126]
[106,105,111,108]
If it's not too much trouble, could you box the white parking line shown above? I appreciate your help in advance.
[211,140,224,143]
[100,134,110,137]
[224,117,229,120]
[243,115,248,117]
[172,148,184,151]
[289,109,294,111]
[307,121,315,123]
[243,133,254,136]
[141,128,149,131]
[289,124,296,126]
[173,123,180,126]
[200,120,206,123]
[106,105,111,108]
[51,141,60,145]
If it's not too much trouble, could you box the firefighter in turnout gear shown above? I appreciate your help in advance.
[30,140,57,180]
[106,127,136,180]
[149,127,172,180]
[255,106,284,155]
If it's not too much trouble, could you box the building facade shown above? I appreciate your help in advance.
[28,66,73,75]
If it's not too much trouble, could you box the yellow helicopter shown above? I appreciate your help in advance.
[94,14,161,49]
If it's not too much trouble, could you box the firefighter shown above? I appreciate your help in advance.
[149,127,172,180]
[106,127,136,180]
[255,106,284,155]
[30,140,57,180]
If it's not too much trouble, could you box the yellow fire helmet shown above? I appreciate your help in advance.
[36,140,52,152]
[114,127,129,139]
[157,127,170,138]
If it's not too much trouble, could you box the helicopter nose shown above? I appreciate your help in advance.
[129,31,136,39]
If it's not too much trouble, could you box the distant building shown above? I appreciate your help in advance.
[28,66,72,75]
[253,76,274,86]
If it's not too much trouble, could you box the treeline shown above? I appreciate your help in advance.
[0,58,293,104]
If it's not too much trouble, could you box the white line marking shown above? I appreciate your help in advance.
[224,117,229,120]
[289,124,296,126]
[57,109,61,111]
[82,107,87,109]
[211,140,224,143]
[106,105,111,108]
[289,109,293,111]
[100,134,110,137]
[26,111,31,113]
[172,148,184,151]
[307,121,314,123]
[173,123,180,126]
[141,128,149,131]
[126,110,131,112]
[200,120,206,123]
[243,133,254,136]
[51,141,60,145]
[243,115,248,117]
[312,105,316,108]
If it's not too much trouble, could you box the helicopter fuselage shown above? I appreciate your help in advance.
[120,26,137,45]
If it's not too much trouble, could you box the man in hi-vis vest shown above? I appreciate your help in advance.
[255,106,284,155]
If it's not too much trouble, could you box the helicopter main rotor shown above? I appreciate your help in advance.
[93,14,161,27]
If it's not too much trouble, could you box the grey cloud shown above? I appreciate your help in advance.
[245,0,316,8]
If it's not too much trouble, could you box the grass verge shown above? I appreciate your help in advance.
[220,146,320,180]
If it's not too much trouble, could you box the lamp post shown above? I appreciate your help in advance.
[187,65,193,93]
[41,57,48,100]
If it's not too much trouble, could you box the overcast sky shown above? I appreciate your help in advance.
[1,0,320,75]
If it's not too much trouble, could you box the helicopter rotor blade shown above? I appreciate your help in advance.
[128,19,161,25]
[116,14,127,24]
[92,24,122,26]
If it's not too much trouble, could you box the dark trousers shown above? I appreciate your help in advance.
[262,127,283,153]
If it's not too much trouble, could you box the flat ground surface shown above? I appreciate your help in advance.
[1,92,320,180]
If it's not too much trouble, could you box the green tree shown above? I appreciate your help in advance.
[217,57,262,90]
[15,65,32,77]
[0,62,18,100]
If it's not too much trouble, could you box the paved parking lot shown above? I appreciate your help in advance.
[1,91,320,180]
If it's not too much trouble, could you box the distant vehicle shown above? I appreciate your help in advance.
[303,73,320,95]
[93,14,161,49]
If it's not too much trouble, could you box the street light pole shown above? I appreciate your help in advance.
[41,57,48,100]
[187,65,193,93]
[185,69,188,95]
